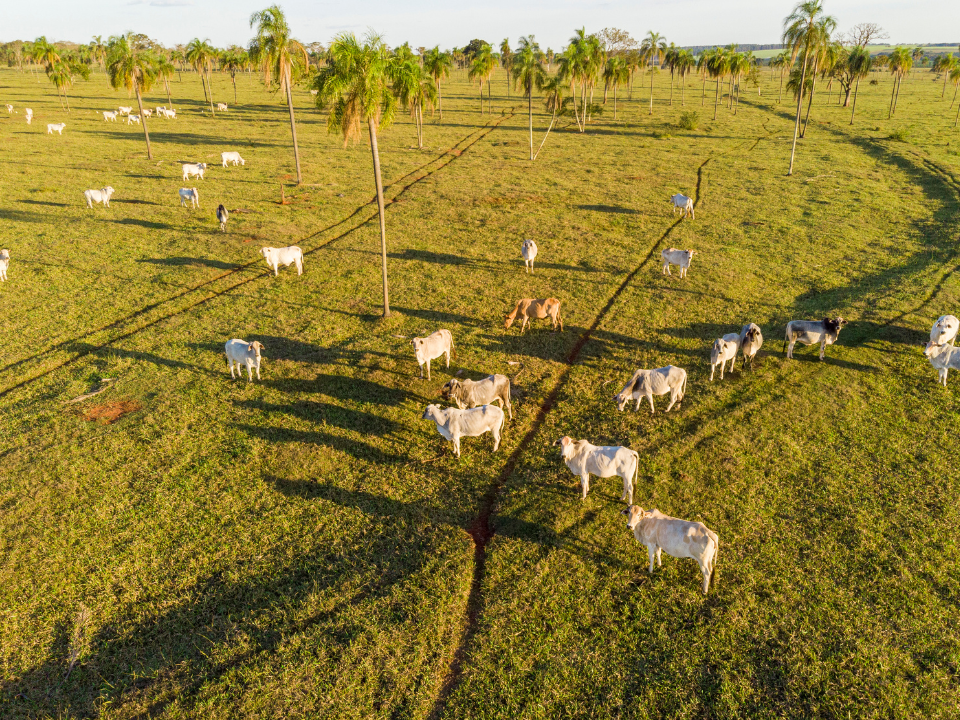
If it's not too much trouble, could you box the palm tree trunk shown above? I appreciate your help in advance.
[649,71,654,114]
[778,68,785,103]
[614,84,618,119]
[478,83,482,114]
[284,68,303,185]
[207,71,215,115]
[701,76,706,106]
[893,74,902,115]
[368,117,390,317]
[438,79,443,119]
[850,76,861,124]
[135,86,152,160]
[801,70,818,138]
[714,77,721,120]
[232,74,237,104]
[955,97,960,127]
[669,75,674,106]
[788,47,810,177]
[888,75,897,118]
[681,74,686,105]
[533,103,557,161]
[528,80,533,160]
[942,72,948,98]
[200,71,208,103]
[165,79,173,109]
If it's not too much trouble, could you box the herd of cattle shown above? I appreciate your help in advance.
[4,100,959,595]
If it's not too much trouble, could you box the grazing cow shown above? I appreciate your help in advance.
[221,151,245,167]
[83,186,115,209]
[179,187,199,208]
[930,315,959,348]
[554,436,639,504]
[216,204,228,232]
[126,114,140,125]
[182,162,207,181]
[412,329,454,380]
[25,109,33,124]
[47,123,66,135]
[141,108,152,117]
[163,108,177,119]
[259,246,304,277]
[709,333,740,381]
[784,317,846,360]
[669,193,695,219]
[441,374,512,419]
[217,103,228,111]
[504,298,563,334]
[421,404,504,458]
[4,105,12,113]
[103,111,118,122]
[622,505,719,595]
[924,341,960,387]
[739,323,763,369]
[0,249,9,282]
[661,248,696,278]
[521,238,538,273]
[118,106,132,115]
[615,366,687,415]
[225,339,264,381]
[156,106,167,116]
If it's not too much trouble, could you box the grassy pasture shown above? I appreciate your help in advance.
[0,62,959,719]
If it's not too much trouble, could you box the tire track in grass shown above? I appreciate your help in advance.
[0,111,516,400]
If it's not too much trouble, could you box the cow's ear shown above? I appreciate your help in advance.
[620,508,629,516]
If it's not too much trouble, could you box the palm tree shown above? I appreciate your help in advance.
[500,39,512,97]
[557,28,592,132]
[934,54,956,99]
[249,5,309,185]
[952,67,960,125]
[639,31,667,114]
[663,43,679,104]
[170,48,185,81]
[47,56,89,110]
[155,52,175,109]
[312,31,397,317]
[534,76,565,159]
[221,48,248,104]
[771,51,791,103]
[707,48,729,120]
[602,55,629,119]
[782,0,835,176]
[675,49,696,105]
[422,46,452,118]
[186,38,216,113]
[624,49,640,100]
[106,33,157,159]
[511,35,546,159]
[846,46,872,124]
[887,47,912,117]
[798,17,837,137]
[90,36,107,72]
[392,57,436,149]
[468,43,495,114]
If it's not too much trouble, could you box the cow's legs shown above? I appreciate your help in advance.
[787,340,795,359]
[819,339,826,361]
[296,258,303,275]
[520,317,528,334]
[647,392,656,415]
[710,363,716,382]
[647,545,657,573]
[655,547,662,567]
[492,422,501,452]
[621,475,633,504]
[701,562,712,595]
[453,438,460,458]
[425,359,431,381]
[665,390,679,412]
[229,361,236,379]
[580,474,590,499]
[445,349,450,368]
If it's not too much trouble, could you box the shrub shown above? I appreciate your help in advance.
[678,111,699,130]
[888,128,910,142]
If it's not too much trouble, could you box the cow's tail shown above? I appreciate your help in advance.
[681,370,687,401]
[450,332,456,359]
[706,528,720,584]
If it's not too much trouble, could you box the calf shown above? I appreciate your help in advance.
[182,162,207,181]
[225,339,264,381]
[217,103,228,111]
[615,365,687,414]
[521,238,538,273]
[179,187,199,208]
[47,123,66,135]
[0,249,9,282]
[739,322,763,369]
[554,436,639,504]
[412,329,453,380]
[259,246,304,277]
[924,341,960,387]
[141,108,152,117]
[784,317,846,360]
[504,297,563,333]
[25,109,33,124]
[622,505,719,595]
[83,186,115,209]
[126,114,140,125]
[441,374,511,419]
[216,204,228,231]
[118,106,132,115]
[221,151,245,167]
[103,111,118,122]
[930,315,959,348]
[421,404,504,458]
[709,333,740,381]
[669,193,694,219]
[661,248,696,278]
[4,105,12,113]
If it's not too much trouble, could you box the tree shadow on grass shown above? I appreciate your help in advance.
[263,372,416,407]
[18,199,68,207]
[67,342,217,376]
[575,204,639,215]
[138,256,238,270]
[234,423,407,464]
[0,209,44,222]
[110,218,172,230]
[234,398,401,435]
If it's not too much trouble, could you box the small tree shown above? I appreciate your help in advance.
[107,33,158,159]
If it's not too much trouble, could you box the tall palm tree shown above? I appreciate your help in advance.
[155,52,175,109]
[783,0,834,176]
[624,49,640,100]
[639,31,666,114]
[847,46,871,123]
[221,48,248,104]
[603,55,630,119]
[422,46,452,118]
[500,39,512,97]
[107,33,157,159]
[312,31,397,317]
[674,49,696,105]
[887,47,912,117]
[557,28,592,132]
[47,55,89,111]
[798,17,837,137]
[934,54,957,98]
[468,43,495,114]
[771,51,791,103]
[90,36,107,72]
[392,56,436,149]
[511,35,546,159]
[185,38,216,113]
[707,48,729,120]
[249,5,309,185]
[952,67,960,125]
[534,76,565,159]
[663,43,679,104]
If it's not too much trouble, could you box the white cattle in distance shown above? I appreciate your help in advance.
[127,114,141,125]
[217,103,228,111]
[0,249,10,282]
[669,193,694,218]
[421,404,504,458]
[555,436,639,504]
[103,111,118,122]
[83,186,115,208]
[25,109,33,124]
[709,333,740,381]
[182,163,207,181]
[118,106,132,115]
[930,315,959,348]
[47,123,66,135]
[661,248,696,278]
[221,151,245,167]
[521,238,538,273]
[412,329,453,381]
[614,366,687,415]
[259,246,304,277]
[179,187,199,208]
[225,339,264,382]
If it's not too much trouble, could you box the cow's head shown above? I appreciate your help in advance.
[744,326,759,343]
[686,249,696,259]
[552,435,575,460]
[924,340,948,359]
[104,186,115,196]
[823,317,846,334]
[247,341,265,357]
[440,379,459,399]
[412,337,426,363]
[503,315,515,329]
[621,505,647,530]
[198,163,208,170]
[259,247,272,259]
[421,404,440,421]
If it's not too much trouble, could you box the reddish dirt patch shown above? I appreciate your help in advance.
[449,148,462,157]
[82,400,143,424]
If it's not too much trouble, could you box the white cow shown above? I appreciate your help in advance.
[141,108,152,117]
[0,249,9,282]
[669,193,695,219]
[221,151,245,167]
[784,318,846,361]
[179,187,199,208]
[47,123,66,135]
[164,108,176,119]
[259,246,304,277]
[930,315,959,348]
[924,342,960,387]
[709,333,740,381]
[225,339,265,381]
[182,163,207,181]
[118,106,132,115]
[156,106,167,116]
[83,186,115,208]
[217,103,228,111]
[25,109,33,124]
[5,104,14,113]
[622,505,719,595]
[739,323,763,369]
[103,111,118,122]
[661,248,696,278]
[614,366,687,415]
[421,404,504,458]
[555,436,639,504]
[521,238,538,273]
[441,375,512,419]
[127,114,140,125]
[412,329,453,380]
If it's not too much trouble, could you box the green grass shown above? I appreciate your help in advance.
[0,64,959,719]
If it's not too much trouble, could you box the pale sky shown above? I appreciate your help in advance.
[5,0,959,51]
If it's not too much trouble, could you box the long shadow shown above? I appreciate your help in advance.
[391,305,483,328]
[111,218,173,230]
[19,199,67,207]
[90,129,286,148]
[234,399,400,434]
[388,249,475,266]
[0,209,43,222]
[262,372,416,407]
[139,257,238,270]
[67,342,216,376]
[111,198,161,206]
[234,423,406,464]
[575,204,639,215]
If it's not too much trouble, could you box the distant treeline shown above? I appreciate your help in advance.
[681,44,786,54]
